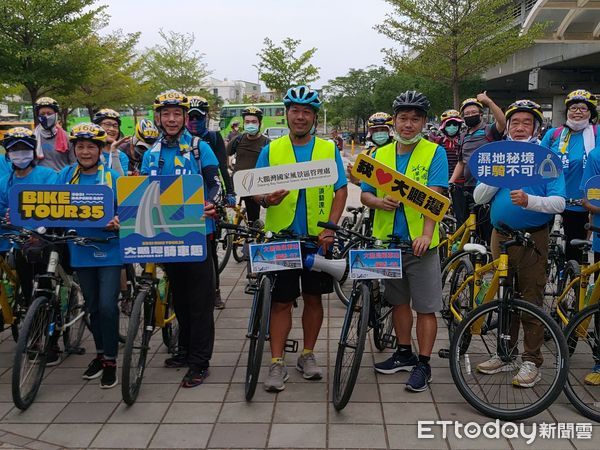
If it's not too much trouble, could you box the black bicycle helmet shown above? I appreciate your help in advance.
[392,91,430,114]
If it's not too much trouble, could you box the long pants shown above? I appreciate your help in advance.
[491,228,548,366]
[209,234,220,291]
[164,259,215,370]
[77,266,121,358]
[562,210,589,262]
[242,196,261,224]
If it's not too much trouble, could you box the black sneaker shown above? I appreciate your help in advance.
[181,368,209,388]
[100,360,118,389]
[45,346,62,367]
[164,352,188,368]
[374,350,418,374]
[405,362,432,392]
[82,356,104,380]
[215,289,225,310]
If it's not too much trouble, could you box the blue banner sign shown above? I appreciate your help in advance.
[349,249,403,279]
[249,241,302,273]
[9,184,114,228]
[469,141,562,188]
[117,175,206,263]
[585,175,600,207]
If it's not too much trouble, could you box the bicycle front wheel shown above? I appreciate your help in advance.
[449,299,569,421]
[245,275,271,401]
[161,289,179,354]
[563,303,600,422]
[333,282,370,411]
[63,283,86,351]
[12,296,53,410]
[232,216,248,263]
[332,242,359,307]
[122,289,154,405]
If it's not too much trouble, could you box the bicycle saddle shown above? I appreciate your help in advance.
[463,243,487,255]
[570,239,591,249]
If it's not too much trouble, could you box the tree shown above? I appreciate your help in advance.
[0,0,107,115]
[377,0,545,107]
[256,38,319,96]
[141,30,210,94]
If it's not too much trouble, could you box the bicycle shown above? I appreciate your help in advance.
[214,195,234,273]
[444,227,569,420]
[121,262,179,405]
[9,226,93,410]
[0,249,26,342]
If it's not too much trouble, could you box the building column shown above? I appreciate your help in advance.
[552,95,567,127]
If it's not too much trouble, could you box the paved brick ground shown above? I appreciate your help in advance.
[0,183,598,449]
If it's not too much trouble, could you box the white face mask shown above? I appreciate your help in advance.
[394,131,422,145]
[566,118,589,132]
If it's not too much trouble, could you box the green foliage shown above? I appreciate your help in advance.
[141,30,210,95]
[377,0,545,107]
[0,0,107,105]
[256,37,319,96]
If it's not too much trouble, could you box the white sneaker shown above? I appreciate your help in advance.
[476,354,517,374]
[512,361,542,388]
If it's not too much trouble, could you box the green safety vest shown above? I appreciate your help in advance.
[265,136,335,235]
[372,139,440,248]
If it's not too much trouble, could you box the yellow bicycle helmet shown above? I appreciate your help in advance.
[367,112,393,129]
[459,98,484,114]
[3,127,37,150]
[93,108,121,126]
[34,97,59,113]
[135,118,160,144]
[153,90,190,111]
[69,123,107,146]
[440,109,461,122]
[505,99,544,124]
[242,106,264,121]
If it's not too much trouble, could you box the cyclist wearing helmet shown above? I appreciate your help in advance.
[226,121,241,144]
[361,91,448,393]
[449,92,506,231]
[32,97,76,171]
[92,109,130,176]
[474,100,566,387]
[141,90,221,388]
[541,89,600,262]
[254,85,348,392]
[57,123,122,388]
[127,118,160,175]
[227,106,270,224]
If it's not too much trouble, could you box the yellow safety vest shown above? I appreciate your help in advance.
[372,139,440,248]
[265,136,336,235]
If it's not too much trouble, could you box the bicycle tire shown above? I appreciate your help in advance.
[545,243,565,299]
[333,241,360,307]
[558,261,581,332]
[440,251,470,326]
[333,282,370,411]
[161,289,179,353]
[216,210,233,273]
[447,259,474,345]
[122,289,154,405]
[63,283,86,351]
[12,296,52,410]
[232,216,248,263]
[119,264,138,343]
[438,223,449,263]
[449,299,569,420]
[245,275,271,401]
[371,282,393,351]
[563,303,600,422]
[10,286,26,342]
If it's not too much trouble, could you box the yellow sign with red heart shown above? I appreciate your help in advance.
[350,153,450,222]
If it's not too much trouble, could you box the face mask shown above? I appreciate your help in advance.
[186,118,206,136]
[245,123,259,135]
[9,150,34,169]
[371,131,390,146]
[566,118,589,132]
[39,113,57,130]
[444,125,459,136]
[394,132,422,145]
[464,115,481,128]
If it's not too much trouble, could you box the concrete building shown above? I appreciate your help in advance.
[204,77,261,104]
[484,0,600,125]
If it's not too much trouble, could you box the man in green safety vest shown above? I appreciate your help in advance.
[361,91,448,393]
[254,85,348,392]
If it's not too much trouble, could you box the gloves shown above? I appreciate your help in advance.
[225,194,237,207]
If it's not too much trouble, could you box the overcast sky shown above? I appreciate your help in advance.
[101,0,395,88]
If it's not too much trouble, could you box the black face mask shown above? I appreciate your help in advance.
[464,115,481,128]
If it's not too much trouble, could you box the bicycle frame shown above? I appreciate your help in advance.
[0,256,20,326]
[440,211,477,255]
[137,263,175,330]
[555,259,600,326]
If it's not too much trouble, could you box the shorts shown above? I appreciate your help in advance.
[271,246,333,303]
[383,248,442,314]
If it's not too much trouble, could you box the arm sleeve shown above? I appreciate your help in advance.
[473,183,499,204]
[202,165,221,204]
[525,195,566,214]
[212,132,234,194]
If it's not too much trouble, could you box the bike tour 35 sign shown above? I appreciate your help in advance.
[9,184,114,228]
[469,141,563,188]
[350,153,450,222]
[116,174,207,263]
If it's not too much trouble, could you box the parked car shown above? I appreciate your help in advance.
[263,127,289,139]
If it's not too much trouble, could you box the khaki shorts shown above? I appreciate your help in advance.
[383,248,442,314]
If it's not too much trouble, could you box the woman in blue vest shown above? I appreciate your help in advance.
[541,89,600,261]
[57,123,122,389]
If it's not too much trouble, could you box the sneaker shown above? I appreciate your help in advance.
[584,364,600,386]
[100,360,118,389]
[374,350,418,374]
[82,356,104,380]
[164,352,188,368]
[45,346,62,367]
[264,362,289,392]
[215,289,225,310]
[405,362,432,392]
[512,361,541,388]
[476,354,517,375]
[296,352,323,380]
[181,368,210,388]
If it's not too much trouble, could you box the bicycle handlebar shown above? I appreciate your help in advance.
[0,221,116,247]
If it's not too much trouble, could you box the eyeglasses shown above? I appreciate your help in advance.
[100,121,119,129]
[568,105,589,113]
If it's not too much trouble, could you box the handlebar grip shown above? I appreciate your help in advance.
[585,223,600,233]
[317,221,340,231]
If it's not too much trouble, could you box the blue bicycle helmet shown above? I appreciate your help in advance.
[283,85,321,112]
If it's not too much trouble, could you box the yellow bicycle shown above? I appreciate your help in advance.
[0,252,25,342]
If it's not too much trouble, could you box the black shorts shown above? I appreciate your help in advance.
[271,246,333,303]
